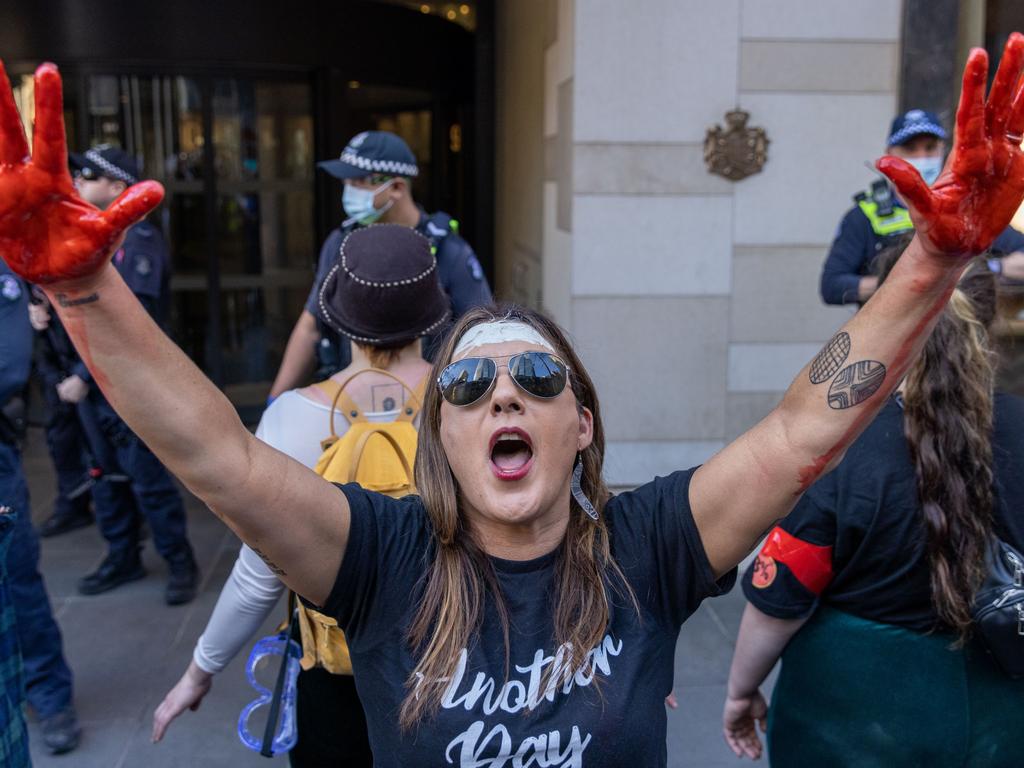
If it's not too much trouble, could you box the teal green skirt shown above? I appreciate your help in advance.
[768,606,1024,767]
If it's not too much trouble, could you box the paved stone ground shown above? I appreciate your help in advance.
[19,427,768,767]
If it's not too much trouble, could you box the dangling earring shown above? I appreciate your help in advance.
[571,453,599,521]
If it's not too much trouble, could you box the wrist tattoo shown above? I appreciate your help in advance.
[809,332,851,384]
[827,360,886,410]
[55,292,99,308]
[252,546,287,577]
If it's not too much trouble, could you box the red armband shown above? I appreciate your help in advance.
[753,527,834,595]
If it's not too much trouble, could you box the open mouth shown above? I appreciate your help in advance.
[489,427,535,481]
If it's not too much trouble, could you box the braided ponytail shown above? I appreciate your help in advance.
[876,242,998,639]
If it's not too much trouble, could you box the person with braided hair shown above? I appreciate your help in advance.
[723,238,1024,765]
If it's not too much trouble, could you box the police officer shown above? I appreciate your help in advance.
[820,109,1024,305]
[31,288,94,538]
[0,258,80,755]
[65,145,199,605]
[268,131,492,397]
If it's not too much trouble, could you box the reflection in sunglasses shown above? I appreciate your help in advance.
[439,352,568,407]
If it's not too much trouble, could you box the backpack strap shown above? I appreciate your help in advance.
[313,380,362,434]
[395,375,430,423]
[321,369,424,438]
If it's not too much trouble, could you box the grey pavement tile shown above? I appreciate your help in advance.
[674,605,735,687]
[35,546,108,602]
[28,716,137,768]
[55,595,204,720]
[703,583,748,639]
[665,684,744,768]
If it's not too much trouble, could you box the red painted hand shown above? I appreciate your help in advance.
[0,61,163,285]
[878,33,1024,259]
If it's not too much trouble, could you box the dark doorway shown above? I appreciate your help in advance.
[2,0,490,420]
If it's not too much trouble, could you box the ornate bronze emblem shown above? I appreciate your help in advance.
[704,109,769,181]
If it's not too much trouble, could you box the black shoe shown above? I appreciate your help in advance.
[165,556,199,606]
[40,707,80,754]
[38,509,93,538]
[78,553,145,595]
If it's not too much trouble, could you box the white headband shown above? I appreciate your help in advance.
[453,320,555,358]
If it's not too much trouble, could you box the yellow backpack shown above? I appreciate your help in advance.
[293,369,424,675]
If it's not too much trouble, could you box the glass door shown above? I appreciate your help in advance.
[211,79,315,413]
[71,72,316,418]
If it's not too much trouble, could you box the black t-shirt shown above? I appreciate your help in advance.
[743,393,1024,632]
[319,469,735,767]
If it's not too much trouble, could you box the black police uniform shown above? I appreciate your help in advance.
[307,131,493,378]
[0,260,76,728]
[305,210,491,375]
[113,221,172,325]
[66,144,197,600]
[76,220,198,596]
[32,300,94,534]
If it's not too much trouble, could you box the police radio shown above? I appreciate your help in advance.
[858,160,897,217]
[868,178,896,217]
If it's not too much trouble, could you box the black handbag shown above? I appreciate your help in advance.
[972,537,1024,678]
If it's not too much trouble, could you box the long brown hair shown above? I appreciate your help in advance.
[401,304,638,728]
[877,241,998,639]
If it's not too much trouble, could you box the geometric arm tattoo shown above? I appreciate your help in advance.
[809,331,851,384]
[826,360,887,410]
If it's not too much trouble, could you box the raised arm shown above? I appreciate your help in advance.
[692,35,1024,575]
[0,61,346,605]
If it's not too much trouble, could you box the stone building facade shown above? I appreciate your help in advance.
[495,0,919,484]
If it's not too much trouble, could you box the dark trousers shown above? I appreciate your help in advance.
[0,442,74,719]
[77,392,192,565]
[41,384,91,519]
[0,506,29,766]
[289,669,372,767]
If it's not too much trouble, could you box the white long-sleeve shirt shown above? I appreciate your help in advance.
[192,389,397,674]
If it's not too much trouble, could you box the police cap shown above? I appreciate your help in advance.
[887,109,948,147]
[317,131,419,180]
[69,144,140,185]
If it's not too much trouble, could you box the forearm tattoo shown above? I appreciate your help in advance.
[809,331,887,410]
[55,292,99,308]
[826,360,886,410]
[808,331,850,384]
[252,546,287,577]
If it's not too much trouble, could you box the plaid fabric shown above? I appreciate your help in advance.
[0,510,28,767]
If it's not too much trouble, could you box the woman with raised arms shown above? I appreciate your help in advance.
[2,35,1024,766]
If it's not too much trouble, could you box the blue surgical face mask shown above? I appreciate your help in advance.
[905,155,943,187]
[342,178,395,226]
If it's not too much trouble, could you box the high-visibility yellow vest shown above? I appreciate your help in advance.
[857,199,914,237]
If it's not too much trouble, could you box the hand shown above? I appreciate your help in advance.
[878,34,1024,260]
[857,275,879,302]
[28,301,51,331]
[0,61,163,286]
[1001,251,1024,280]
[722,690,768,760]
[665,691,679,709]
[152,660,213,743]
[56,375,88,403]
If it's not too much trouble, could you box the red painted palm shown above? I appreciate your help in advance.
[878,33,1024,260]
[0,61,163,285]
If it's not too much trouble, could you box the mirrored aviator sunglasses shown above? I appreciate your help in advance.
[437,351,570,407]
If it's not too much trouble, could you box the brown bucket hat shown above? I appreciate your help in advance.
[317,224,451,348]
